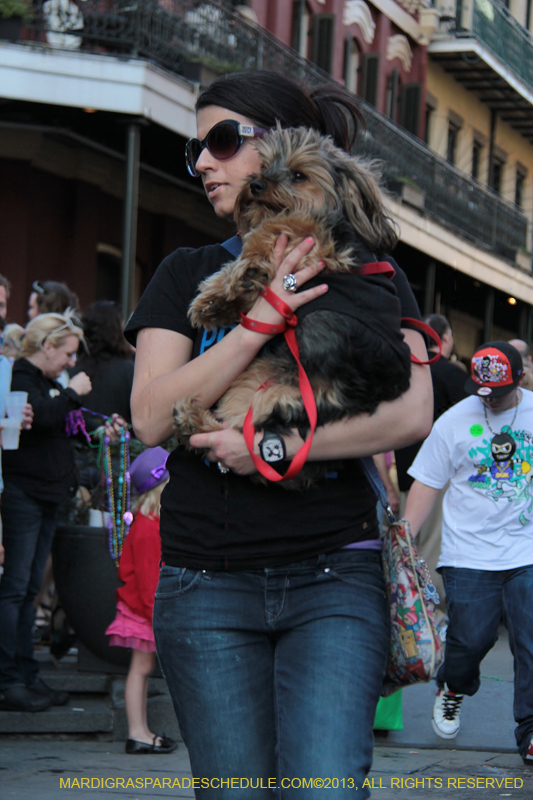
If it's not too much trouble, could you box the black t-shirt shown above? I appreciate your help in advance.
[3,359,82,504]
[70,355,134,428]
[125,243,421,570]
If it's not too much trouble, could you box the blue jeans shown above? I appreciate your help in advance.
[154,550,389,799]
[437,565,533,757]
[0,482,58,688]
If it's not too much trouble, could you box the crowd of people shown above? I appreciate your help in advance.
[0,68,532,797]
[0,281,133,713]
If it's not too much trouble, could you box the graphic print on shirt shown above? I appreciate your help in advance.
[198,325,235,354]
[198,324,275,356]
[468,424,533,523]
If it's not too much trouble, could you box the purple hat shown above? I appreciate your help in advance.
[129,447,169,494]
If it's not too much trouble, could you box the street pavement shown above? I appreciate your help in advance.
[1,626,532,799]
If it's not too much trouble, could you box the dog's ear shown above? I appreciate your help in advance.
[334,157,398,255]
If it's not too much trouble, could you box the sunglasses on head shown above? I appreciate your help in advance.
[185,119,267,178]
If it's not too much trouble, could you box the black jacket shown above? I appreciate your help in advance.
[3,359,82,503]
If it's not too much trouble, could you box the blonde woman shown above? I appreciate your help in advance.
[0,311,92,712]
[2,323,25,364]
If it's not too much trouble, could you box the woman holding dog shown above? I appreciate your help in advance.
[126,71,432,798]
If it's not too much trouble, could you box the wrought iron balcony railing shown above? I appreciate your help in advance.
[437,0,533,97]
[23,0,528,262]
[356,99,527,261]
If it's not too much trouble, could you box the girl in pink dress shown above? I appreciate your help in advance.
[106,447,177,755]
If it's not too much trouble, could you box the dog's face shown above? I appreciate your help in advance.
[235,127,341,232]
[234,126,397,255]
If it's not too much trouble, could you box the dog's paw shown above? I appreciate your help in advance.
[189,294,242,328]
[173,399,224,446]
[173,400,199,441]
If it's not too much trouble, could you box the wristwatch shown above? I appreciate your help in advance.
[259,430,286,464]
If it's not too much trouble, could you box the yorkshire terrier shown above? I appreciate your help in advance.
[173,126,412,489]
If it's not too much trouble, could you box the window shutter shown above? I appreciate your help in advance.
[400,83,422,137]
[312,13,335,74]
[386,69,399,120]
[361,54,379,107]
[343,37,351,83]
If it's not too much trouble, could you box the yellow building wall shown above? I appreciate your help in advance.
[510,0,529,30]
[427,60,533,231]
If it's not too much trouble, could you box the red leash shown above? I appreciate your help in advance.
[241,286,317,482]
[403,318,442,364]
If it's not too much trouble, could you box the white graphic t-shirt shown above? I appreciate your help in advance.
[408,391,533,571]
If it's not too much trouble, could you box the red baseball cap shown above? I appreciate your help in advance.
[465,341,523,397]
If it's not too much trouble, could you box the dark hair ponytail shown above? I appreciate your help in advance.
[196,71,364,152]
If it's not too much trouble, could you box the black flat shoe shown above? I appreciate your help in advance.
[126,734,178,755]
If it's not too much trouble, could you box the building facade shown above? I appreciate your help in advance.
[0,0,532,359]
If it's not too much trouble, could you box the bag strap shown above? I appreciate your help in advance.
[221,235,242,257]
[359,456,396,525]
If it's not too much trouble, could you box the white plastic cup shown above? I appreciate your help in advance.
[5,391,28,417]
[88,509,112,528]
[1,416,22,450]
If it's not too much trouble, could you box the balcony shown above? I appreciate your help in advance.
[430,0,533,140]
[11,0,528,262]
[355,100,527,262]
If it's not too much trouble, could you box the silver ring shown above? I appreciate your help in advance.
[217,462,230,474]
[282,273,298,292]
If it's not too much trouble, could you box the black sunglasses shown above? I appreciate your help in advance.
[185,119,267,178]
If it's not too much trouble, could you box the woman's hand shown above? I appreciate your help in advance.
[386,484,400,514]
[104,414,129,443]
[190,427,257,475]
[21,403,33,431]
[69,372,92,396]
[243,235,328,330]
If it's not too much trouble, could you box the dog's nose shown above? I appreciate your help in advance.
[249,179,267,196]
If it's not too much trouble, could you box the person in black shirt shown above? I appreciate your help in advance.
[395,314,468,609]
[126,71,433,797]
[69,301,134,491]
[396,314,468,493]
[0,312,91,713]
[70,301,134,427]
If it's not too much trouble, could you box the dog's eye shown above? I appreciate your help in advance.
[291,172,307,183]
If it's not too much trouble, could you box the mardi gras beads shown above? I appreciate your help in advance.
[102,427,132,566]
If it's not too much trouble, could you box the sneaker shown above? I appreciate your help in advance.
[432,683,463,739]
[0,684,52,712]
[27,678,69,706]
[522,736,533,765]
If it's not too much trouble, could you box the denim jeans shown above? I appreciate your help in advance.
[154,550,389,799]
[437,565,533,757]
[0,482,58,688]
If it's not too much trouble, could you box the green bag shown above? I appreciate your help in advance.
[373,690,403,731]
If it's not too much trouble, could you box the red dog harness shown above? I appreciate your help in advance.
[240,263,441,482]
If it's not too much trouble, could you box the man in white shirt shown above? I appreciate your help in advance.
[405,341,533,765]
